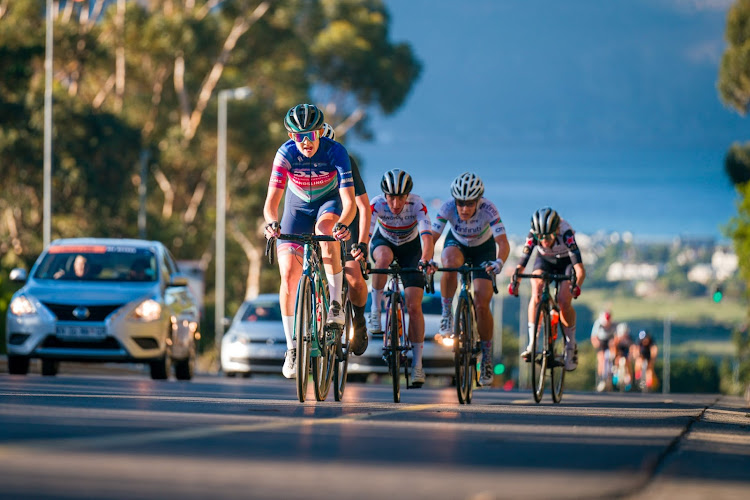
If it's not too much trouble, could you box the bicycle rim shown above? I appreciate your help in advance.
[390,298,401,403]
[454,298,473,404]
[313,287,335,401]
[333,300,352,401]
[295,278,312,402]
[532,303,548,403]
[550,311,565,403]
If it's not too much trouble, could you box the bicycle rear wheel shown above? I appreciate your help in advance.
[313,286,335,401]
[454,297,474,404]
[387,297,402,403]
[295,277,313,402]
[531,302,549,403]
[333,299,353,401]
[550,310,565,403]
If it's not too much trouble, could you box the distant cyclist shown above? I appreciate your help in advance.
[612,322,634,390]
[634,329,658,391]
[591,309,616,389]
[510,207,585,372]
[368,169,435,386]
[431,172,510,387]
[263,104,356,379]
[320,123,370,355]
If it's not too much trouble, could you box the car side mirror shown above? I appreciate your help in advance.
[168,273,189,287]
[9,268,28,283]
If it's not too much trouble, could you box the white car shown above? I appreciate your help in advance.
[220,294,286,376]
[6,238,200,380]
[347,290,455,381]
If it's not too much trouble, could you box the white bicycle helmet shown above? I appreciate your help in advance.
[531,207,560,236]
[381,169,413,196]
[321,123,335,141]
[450,172,484,201]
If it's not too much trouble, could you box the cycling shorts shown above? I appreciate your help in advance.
[278,191,341,255]
[370,229,425,289]
[443,230,496,281]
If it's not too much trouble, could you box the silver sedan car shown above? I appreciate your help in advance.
[6,238,200,380]
[220,294,286,377]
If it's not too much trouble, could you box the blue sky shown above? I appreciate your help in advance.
[346,0,748,239]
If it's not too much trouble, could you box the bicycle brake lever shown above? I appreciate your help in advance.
[265,237,276,266]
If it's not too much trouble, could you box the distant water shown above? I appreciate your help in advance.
[349,145,738,241]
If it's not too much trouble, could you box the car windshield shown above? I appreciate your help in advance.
[34,244,158,282]
[241,301,282,322]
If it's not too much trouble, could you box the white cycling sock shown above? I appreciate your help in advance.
[412,342,424,370]
[527,322,535,348]
[371,288,384,313]
[326,270,343,306]
[564,324,577,346]
[282,315,295,349]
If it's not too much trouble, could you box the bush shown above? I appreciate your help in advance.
[668,356,720,393]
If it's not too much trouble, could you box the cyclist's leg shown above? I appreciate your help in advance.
[439,232,464,334]
[404,286,425,384]
[557,262,578,371]
[523,255,547,357]
[317,198,344,325]
[369,237,394,334]
[343,213,369,354]
[474,279,495,386]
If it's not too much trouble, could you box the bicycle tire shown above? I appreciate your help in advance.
[531,301,548,403]
[295,277,313,402]
[389,295,402,403]
[313,285,335,401]
[454,297,474,404]
[333,299,352,401]
[550,309,565,403]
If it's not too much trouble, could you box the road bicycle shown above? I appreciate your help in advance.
[511,269,576,404]
[436,264,498,404]
[368,262,432,403]
[266,232,346,402]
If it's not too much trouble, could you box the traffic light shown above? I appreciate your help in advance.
[712,285,723,303]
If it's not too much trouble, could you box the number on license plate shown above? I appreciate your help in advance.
[56,325,106,339]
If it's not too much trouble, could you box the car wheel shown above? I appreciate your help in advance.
[241,372,251,379]
[150,355,170,380]
[41,359,59,376]
[174,354,194,381]
[8,356,30,375]
[225,372,237,378]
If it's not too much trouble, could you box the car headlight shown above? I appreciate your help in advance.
[434,333,454,348]
[9,296,36,316]
[132,299,162,322]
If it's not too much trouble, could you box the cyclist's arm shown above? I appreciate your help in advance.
[573,262,585,287]
[356,192,371,245]
[419,231,435,262]
[263,185,285,225]
[338,185,357,228]
[493,233,510,264]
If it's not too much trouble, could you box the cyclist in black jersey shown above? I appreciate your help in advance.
[320,123,370,355]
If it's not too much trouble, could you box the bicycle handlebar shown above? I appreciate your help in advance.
[368,264,434,294]
[264,233,344,266]
[511,269,578,297]
[436,265,499,294]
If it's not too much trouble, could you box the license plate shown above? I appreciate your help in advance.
[56,325,106,339]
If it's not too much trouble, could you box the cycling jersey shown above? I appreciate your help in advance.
[269,137,353,203]
[591,319,616,343]
[517,219,582,267]
[432,198,506,247]
[369,194,431,246]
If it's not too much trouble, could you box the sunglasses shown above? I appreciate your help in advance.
[290,130,321,143]
[455,200,477,208]
[535,233,556,241]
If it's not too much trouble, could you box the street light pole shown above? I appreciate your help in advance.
[43,0,53,248]
[216,87,252,353]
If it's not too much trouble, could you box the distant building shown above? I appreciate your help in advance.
[606,261,660,281]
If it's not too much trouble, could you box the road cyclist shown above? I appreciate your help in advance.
[509,207,586,377]
[431,172,510,387]
[634,329,658,392]
[262,103,356,387]
[612,322,634,391]
[367,169,436,387]
[591,310,616,392]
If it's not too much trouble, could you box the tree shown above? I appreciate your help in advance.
[719,0,750,116]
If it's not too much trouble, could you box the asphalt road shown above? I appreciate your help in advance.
[0,370,748,500]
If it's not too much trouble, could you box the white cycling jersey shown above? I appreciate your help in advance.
[369,193,432,246]
[432,198,506,247]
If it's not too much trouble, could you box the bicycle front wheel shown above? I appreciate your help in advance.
[333,299,353,401]
[550,311,565,403]
[531,302,549,403]
[387,297,402,403]
[454,297,474,404]
[295,277,313,402]
[313,286,335,401]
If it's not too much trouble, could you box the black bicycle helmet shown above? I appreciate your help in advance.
[531,207,560,235]
[380,169,413,196]
[284,103,325,133]
[450,172,484,201]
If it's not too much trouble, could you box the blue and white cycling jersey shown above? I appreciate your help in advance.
[432,198,506,247]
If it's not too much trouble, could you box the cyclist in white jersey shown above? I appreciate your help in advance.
[509,207,585,372]
[431,172,510,387]
[368,169,435,386]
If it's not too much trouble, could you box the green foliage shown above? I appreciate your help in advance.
[719,0,750,115]
[725,141,750,186]
[669,356,720,393]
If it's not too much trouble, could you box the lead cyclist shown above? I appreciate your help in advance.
[263,104,357,379]
[430,172,510,387]
[509,207,586,372]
